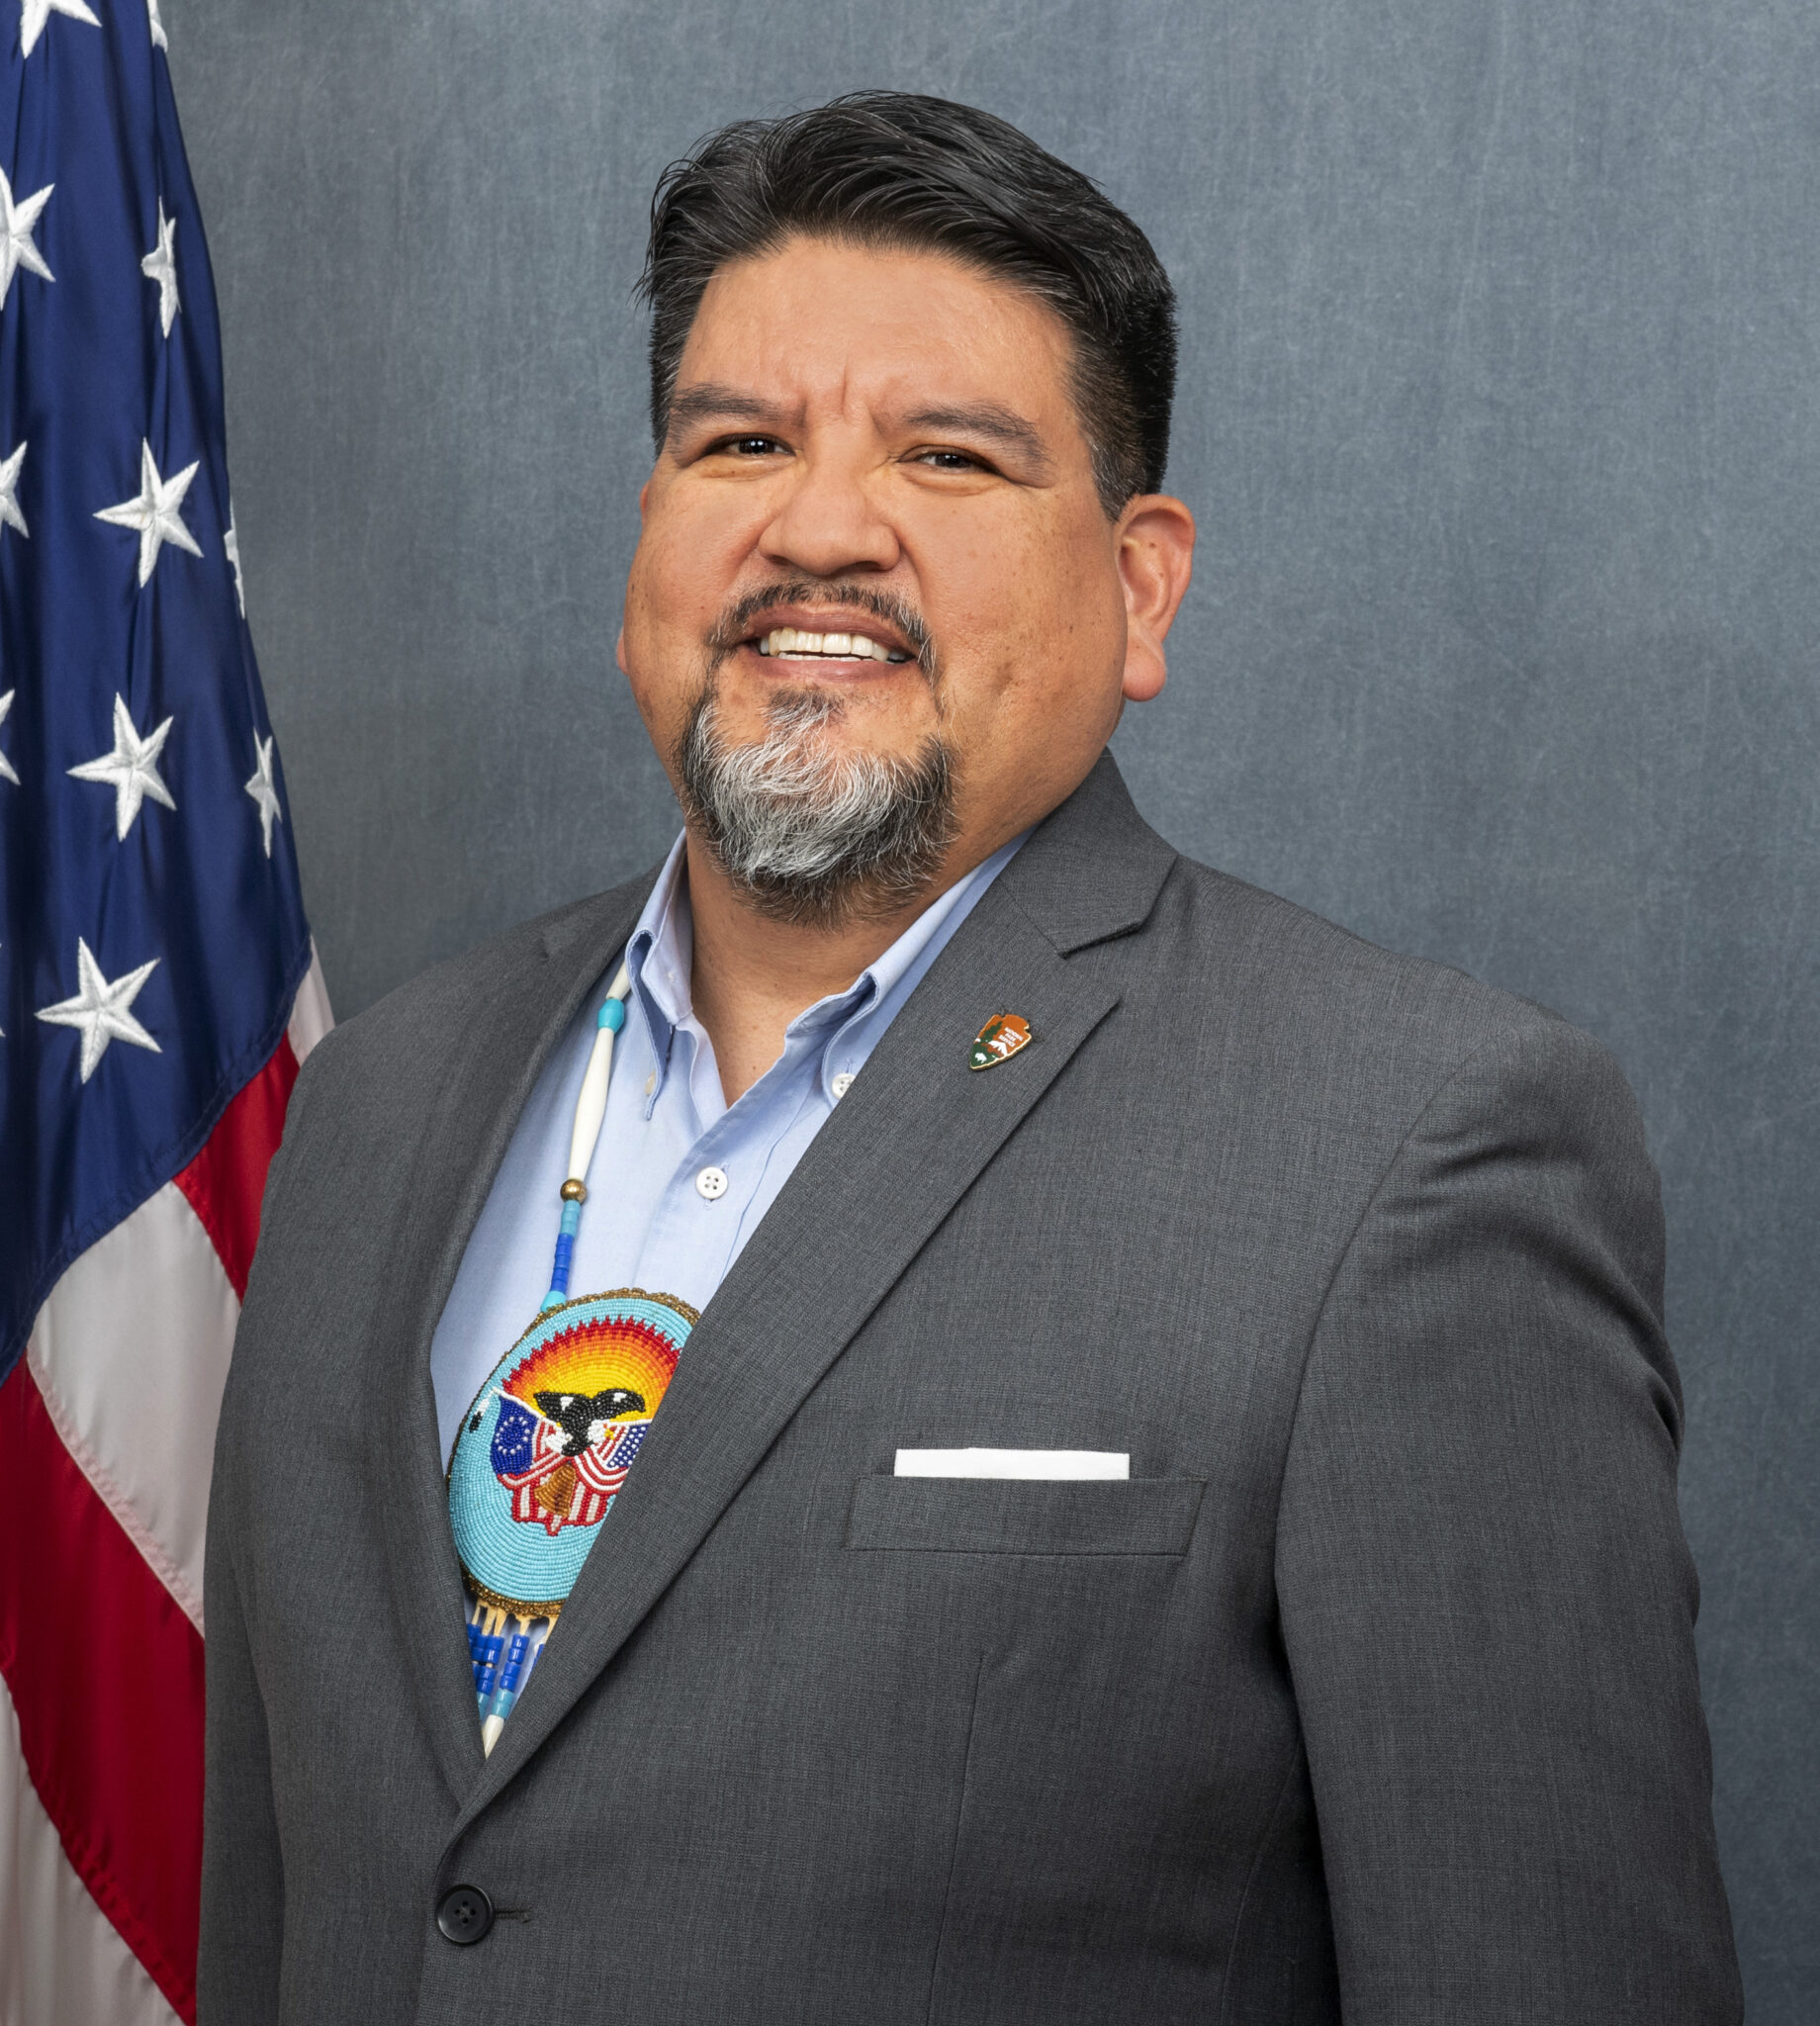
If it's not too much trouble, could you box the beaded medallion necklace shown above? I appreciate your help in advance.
[447,960,698,1753]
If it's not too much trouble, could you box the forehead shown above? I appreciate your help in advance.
[674,235,1080,424]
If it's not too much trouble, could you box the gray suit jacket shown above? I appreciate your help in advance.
[201,755,1739,2023]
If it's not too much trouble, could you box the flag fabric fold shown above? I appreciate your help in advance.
[1,5,326,2019]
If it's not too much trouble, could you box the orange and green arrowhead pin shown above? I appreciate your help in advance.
[968,1012,1033,1070]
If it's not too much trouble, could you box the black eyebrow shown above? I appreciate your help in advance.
[899,403,1052,474]
[666,387,1052,476]
[665,384,792,438]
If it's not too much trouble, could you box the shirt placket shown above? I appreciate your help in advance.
[631,1007,851,1301]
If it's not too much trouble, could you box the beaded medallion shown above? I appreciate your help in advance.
[449,1287,697,1618]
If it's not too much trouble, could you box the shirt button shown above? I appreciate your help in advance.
[830,1072,855,1100]
[695,1165,729,1200]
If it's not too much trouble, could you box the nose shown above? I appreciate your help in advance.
[757,441,900,579]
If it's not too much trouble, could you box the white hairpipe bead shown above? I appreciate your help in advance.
[565,962,632,1185]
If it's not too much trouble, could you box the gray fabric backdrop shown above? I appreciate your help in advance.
[168,0,1815,2014]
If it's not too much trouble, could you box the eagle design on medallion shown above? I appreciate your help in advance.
[449,1290,696,1617]
[491,1384,649,1535]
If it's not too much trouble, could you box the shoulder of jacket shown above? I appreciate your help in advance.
[1146,853,1592,1074]
[296,873,654,1096]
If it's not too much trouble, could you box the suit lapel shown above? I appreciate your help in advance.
[455,755,1176,1827]
[368,883,652,1802]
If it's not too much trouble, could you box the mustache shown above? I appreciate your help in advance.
[704,579,937,682]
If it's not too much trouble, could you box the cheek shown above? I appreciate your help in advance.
[624,525,696,648]
[1004,494,1115,613]
[620,545,662,666]
[621,521,719,720]
[628,492,747,640]
[948,528,1123,708]
[618,564,697,755]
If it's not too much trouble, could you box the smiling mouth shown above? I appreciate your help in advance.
[753,626,913,664]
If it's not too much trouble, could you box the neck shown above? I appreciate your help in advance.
[683,834,964,1105]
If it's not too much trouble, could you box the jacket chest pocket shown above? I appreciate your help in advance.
[845,1475,1205,1556]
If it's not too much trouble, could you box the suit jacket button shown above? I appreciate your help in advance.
[436,1885,494,1944]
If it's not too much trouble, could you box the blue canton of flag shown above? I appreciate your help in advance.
[0,0,312,1379]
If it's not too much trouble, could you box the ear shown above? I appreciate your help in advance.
[1115,494,1196,703]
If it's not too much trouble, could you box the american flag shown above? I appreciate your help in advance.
[500,1411,651,1533]
[0,5,326,2021]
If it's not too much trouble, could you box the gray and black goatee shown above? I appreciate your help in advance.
[678,688,957,927]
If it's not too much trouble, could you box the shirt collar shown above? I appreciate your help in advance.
[624,832,692,1057]
[623,829,1028,1107]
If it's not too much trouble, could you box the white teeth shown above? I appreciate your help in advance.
[755,627,909,662]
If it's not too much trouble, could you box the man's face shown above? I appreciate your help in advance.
[618,233,1192,904]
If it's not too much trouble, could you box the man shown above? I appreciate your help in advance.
[201,92,1740,2023]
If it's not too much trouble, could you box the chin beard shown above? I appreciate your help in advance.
[677,685,958,928]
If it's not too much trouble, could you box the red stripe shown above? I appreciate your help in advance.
[0,1362,203,2023]
[174,1036,298,1298]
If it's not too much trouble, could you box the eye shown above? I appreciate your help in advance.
[710,433,786,459]
[911,448,991,473]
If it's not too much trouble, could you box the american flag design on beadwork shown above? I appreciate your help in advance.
[449,1289,693,1617]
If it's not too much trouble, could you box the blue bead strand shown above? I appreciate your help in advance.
[474,1629,504,1703]
[483,1628,533,1728]
[542,1198,584,1308]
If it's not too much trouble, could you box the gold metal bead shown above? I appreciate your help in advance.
[560,1179,587,1203]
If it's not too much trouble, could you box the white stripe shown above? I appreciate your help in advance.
[287,943,332,1064]
[893,1447,1131,1479]
[28,1185,237,1633]
[0,1682,181,2026]
[25,969,332,1635]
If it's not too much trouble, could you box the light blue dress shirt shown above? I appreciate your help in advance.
[429,829,1026,1464]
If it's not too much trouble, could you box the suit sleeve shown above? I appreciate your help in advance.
[197,1040,330,2021]
[197,1512,284,2024]
[1276,1016,1741,2023]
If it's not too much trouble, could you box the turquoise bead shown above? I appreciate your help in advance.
[599,997,626,1032]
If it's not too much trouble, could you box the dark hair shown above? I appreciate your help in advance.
[638,92,1177,515]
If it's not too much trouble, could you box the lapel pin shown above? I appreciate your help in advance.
[969,1012,1033,1070]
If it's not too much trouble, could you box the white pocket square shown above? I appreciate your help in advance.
[892,1447,1130,1481]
